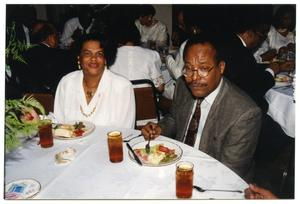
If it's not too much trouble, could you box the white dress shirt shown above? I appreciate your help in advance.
[60,17,94,49]
[183,78,223,149]
[22,25,30,46]
[254,26,295,63]
[135,19,168,46]
[165,40,187,79]
[54,69,136,128]
[110,46,164,88]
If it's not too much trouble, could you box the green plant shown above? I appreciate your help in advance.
[5,95,45,152]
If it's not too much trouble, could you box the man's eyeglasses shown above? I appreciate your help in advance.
[182,66,214,78]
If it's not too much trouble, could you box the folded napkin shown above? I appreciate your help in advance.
[55,147,76,165]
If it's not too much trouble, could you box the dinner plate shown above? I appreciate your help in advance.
[5,178,41,199]
[274,74,292,88]
[53,120,95,140]
[128,140,183,167]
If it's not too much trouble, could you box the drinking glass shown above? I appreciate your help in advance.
[38,119,53,148]
[176,161,194,198]
[107,131,123,163]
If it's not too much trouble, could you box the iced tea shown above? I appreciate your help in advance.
[176,161,194,198]
[107,131,123,163]
[38,120,53,148]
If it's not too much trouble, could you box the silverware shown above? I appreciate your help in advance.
[123,134,143,143]
[193,185,243,193]
[126,143,142,166]
[145,137,151,154]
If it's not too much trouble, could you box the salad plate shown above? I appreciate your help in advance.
[128,140,183,166]
[5,178,41,199]
[53,121,95,140]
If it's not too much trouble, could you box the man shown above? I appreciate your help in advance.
[17,21,76,94]
[135,4,168,47]
[142,32,262,182]
[60,6,94,49]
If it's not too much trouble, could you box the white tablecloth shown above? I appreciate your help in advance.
[265,85,295,138]
[5,126,247,199]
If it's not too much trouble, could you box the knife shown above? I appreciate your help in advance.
[126,143,143,166]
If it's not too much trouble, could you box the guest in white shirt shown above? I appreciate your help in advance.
[54,33,135,128]
[60,6,94,49]
[135,4,168,47]
[110,23,164,93]
[254,5,295,63]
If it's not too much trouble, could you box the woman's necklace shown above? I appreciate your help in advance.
[81,79,100,117]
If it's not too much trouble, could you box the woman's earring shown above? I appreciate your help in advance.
[78,61,81,70]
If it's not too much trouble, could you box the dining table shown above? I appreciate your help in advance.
[5,125,248,199]
[264,73,295,138]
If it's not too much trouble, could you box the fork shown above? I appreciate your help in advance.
[145,136,151,154]
[123,134,143,143]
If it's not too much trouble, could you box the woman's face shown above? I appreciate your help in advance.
[78,40,106,77]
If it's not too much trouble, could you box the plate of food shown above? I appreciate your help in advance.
[5,178,41,199]
[128,140,183,166]
[274,74,292,87]
[53,121,95,140]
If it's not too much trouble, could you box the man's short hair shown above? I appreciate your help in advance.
[137,4,156,17]
[31,21,57,44]
[183,32,224,64]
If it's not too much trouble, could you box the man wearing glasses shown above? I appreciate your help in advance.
[142,32,262,182]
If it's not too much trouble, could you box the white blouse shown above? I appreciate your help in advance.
[54,69,136,128]
[254,26,295,63]
[135,19,168,45]
[110,46,164,88]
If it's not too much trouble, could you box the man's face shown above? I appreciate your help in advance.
[139,15,153,27]
[184,43,225,98]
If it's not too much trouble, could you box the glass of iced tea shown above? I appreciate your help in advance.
[38,119,53,148]
[107,131,123,163]
[176,161,194,198]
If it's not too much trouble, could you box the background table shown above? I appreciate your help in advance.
[5,126,247,199]
[265,83,295,138]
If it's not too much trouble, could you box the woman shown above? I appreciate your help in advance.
[254,5,295,63]
[54,33,135,128]
[110,23,164,93]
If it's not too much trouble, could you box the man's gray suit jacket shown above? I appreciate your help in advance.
[159,76,262,182]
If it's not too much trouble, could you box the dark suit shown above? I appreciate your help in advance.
[159,77,262,182]
[16,43,76,94]
[221,33,275,113]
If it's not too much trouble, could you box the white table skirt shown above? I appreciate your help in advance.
[5,126,247,199]
[265,85,295,138]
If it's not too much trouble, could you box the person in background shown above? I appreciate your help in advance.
[135,4,168,48]
[54,33,135,128]
[142,32,262,182]
[254,5,295,63]
[60,6,95,49]
[15,21,76,95]
[171,9,188,48]
[110,23,165,93]
[244,184,277,199]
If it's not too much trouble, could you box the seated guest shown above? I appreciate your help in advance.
[142,32,262,182]
[60,6,94,49]
[135,4,168,47]
[54,34,135,128]
[254,5,295,63]
[16,21,75,94]
[221,5,294,113]
[110,23,165,93]
[171,9,188,48]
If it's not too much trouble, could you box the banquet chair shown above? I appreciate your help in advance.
[131,79,160,129]
[24,93,54,115]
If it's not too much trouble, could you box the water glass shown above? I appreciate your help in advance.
[107,131,123,163]
[176,161,194,198]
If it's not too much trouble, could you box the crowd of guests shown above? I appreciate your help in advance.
[5,4,295,199]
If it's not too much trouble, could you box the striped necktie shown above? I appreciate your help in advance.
[184,98,203,147]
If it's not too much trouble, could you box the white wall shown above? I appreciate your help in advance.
[153,4,172,44]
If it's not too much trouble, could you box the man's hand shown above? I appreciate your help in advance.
[261,49,277,62]
[244,184,277,199]
[141,122,162,140]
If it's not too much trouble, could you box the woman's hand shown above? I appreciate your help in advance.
[261,49,277,62]
[141,122,162,140]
